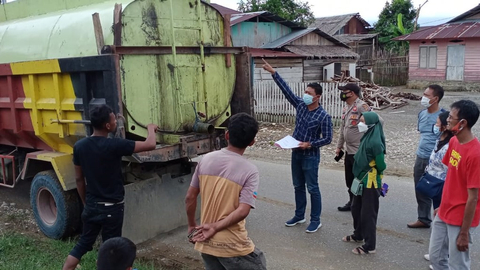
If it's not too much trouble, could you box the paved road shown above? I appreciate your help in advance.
[153,159,480,270]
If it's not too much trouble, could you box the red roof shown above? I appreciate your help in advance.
[249,48,304,58]
[209,3,240,16]
[395,22,480,40]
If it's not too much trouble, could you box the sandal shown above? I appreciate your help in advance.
[342,235,363,243]
[352,246,376,255]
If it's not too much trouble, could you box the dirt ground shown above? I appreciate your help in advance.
[1,87,480,269]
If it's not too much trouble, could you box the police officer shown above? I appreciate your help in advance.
[336,84,371,211]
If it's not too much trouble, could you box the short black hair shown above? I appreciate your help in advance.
[439,111,449,126]
[451,100,480,128]
[438,111,453,137]
[90,105,113,130]
[227,113,259,149]
[307,83,323,95]
[97,237,136,270]
[428,84,444,102]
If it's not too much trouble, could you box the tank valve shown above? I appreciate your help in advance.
[184,122,214,134]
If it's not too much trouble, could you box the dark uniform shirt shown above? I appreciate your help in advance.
[73,137,135,204]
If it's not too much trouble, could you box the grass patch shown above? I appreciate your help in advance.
[0,232,156,270]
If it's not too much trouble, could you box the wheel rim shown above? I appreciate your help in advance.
[37,188,57,226]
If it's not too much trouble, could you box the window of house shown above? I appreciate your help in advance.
[419,46,437,69]
[335,26,345,35]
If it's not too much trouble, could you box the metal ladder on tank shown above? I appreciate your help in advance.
[168,0,209,126]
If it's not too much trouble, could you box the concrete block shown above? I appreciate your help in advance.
[122,168,199,244]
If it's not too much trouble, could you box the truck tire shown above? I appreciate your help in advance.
[30,170,81,239]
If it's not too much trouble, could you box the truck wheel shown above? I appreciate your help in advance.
[30,170,81,239]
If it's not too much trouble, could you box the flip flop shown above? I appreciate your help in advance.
[352,246,376,255]
[342,235,364,243]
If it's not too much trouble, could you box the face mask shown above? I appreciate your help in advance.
[357,122,369,133]
[421,96,432,108]
[450,120,464,135]
[340,92,349,101]
[433,125,441,135]
[303,94,314,105]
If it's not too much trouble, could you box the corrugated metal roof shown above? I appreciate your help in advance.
[285,45,359,59]
[448,4,480,23]
[261,28,348,49]
[230,11,303,29]
[209,3,240,16]
[395,22,480,40]
[249,48,304,58]
[311,13,371,35]
[230,11,264,25]
[334,34,378,43]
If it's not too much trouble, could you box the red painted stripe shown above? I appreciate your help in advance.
[0,64,12,76]
[0,63,51,150]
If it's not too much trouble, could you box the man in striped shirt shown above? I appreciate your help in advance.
[262,59,333,233]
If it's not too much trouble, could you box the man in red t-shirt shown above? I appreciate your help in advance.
[429,100,480,270]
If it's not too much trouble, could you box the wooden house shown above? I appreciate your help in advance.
[260,28,358,82]
[395,4,480,91]
[312,13,377,67]
[210,4,359,82]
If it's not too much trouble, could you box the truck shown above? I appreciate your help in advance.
[0,0,253,243]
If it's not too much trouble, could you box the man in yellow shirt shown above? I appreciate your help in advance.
[185,113,266,269]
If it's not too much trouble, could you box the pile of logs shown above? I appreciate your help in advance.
[331,74,421,110]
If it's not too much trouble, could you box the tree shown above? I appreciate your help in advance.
[237,0,262,12]
[413,0,428,31]
[374,0,417,54]
[378,14,409,54]
[237,0,315,27]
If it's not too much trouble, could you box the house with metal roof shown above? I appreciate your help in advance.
[210,3,359,82]
[311,13,377,67]
[395,4,480,91]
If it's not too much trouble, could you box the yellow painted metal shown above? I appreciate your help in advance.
[11,60,86,154]
[34,152,76,191]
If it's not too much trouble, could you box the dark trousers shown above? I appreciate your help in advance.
[201,247,267,270]
[70,203,124,260]
[414,156,432,226]
[344,153,355,204]
[351,187,380,251]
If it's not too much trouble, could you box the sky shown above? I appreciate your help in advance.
[215,0,479,26]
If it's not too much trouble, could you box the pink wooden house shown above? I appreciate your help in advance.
[395,4,480,90]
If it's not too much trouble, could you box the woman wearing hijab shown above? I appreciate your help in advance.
[341,111,386,255]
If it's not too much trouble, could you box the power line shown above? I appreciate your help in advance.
[419,16,455,25]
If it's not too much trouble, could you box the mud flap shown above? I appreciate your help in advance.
[123,165,199,244]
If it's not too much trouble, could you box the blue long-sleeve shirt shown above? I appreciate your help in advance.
[272,72,333,156]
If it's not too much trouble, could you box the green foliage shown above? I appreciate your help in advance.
[0,232,156,270]
[237,0,315,27]
[374,0,417,54]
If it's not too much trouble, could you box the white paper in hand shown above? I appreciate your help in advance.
[275,135,301,149]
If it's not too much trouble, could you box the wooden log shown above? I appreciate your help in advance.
[92,13,105,55]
